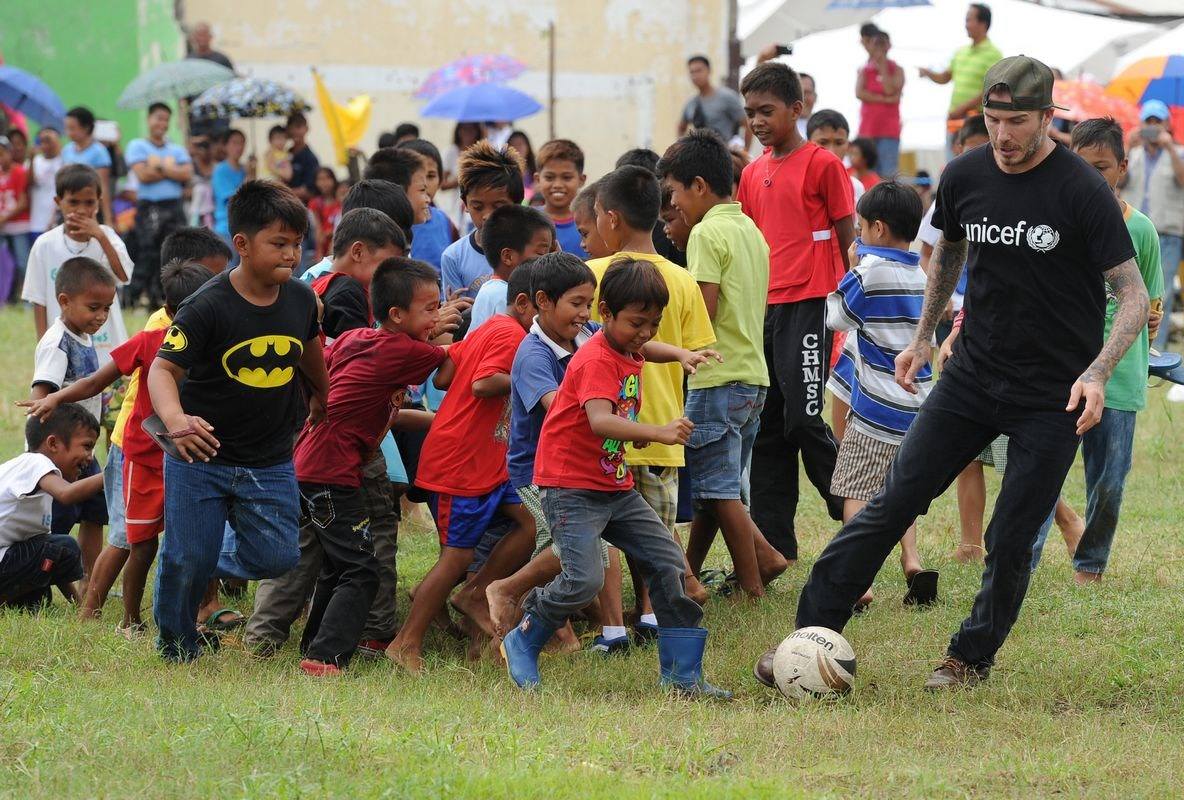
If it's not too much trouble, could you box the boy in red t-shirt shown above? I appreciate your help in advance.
[501,259,729,698]
[0,135,31,292]
[292,258,448,675]
[737,62,854,563]
[21,260,215,633]
[386,264,538,674]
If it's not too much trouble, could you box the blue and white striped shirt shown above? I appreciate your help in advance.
[826,243,932,444]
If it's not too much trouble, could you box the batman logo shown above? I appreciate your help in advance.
[160,326,188,353]
[221,335,303,389]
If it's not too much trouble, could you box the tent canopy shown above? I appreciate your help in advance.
[764,0,1156,151]
[1118,20,1184,71]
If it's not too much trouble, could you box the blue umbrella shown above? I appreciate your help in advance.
[420,83,541,122]
[826,0,930,8]
[0,65,65,129]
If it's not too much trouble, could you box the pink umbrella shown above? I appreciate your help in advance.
[415,54,527,100]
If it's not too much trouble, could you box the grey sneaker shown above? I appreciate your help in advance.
[924,656,988,690]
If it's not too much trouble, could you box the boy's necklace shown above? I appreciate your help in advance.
[62,228,89,255]
[763,142,805,187]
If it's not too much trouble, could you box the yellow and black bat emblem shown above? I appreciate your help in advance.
[220,335,303,389]
[160,326,188,353]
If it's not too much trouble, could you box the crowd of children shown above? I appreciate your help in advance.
[0,54,1170,695]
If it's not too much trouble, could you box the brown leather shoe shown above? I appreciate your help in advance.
[923,656,988,690]
[753,647,777,688]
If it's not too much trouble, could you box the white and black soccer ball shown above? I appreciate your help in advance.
[772,626,856,700]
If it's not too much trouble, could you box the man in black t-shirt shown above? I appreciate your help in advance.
[757,57,1150,690]
[148,181,329,662]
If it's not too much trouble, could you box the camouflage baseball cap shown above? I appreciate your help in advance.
[981,55,1066,111]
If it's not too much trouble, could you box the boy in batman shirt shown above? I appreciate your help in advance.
[148,181,329,662]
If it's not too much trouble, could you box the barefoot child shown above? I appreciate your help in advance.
[0,405,102,610]
[501,258,729,697]
[387,265,537,673]
[293,258,449,675]
[657,129,788,599]
[23,260,216,635]
[147,180,329,662]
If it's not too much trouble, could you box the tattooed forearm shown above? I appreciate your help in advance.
[1084,259,1150,384]
[914,234,967,345]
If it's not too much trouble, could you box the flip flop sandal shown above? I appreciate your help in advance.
[696,569,727,590]
[1149,350,1184,385]
[203,607,247,631]
[715,571,740,598]
[903,570,940,606]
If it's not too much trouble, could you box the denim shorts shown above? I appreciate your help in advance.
[104,445,129,549]
[685,383,766,500]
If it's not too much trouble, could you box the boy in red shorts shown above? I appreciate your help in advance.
[22,260,215,635]
[386,264,538,673]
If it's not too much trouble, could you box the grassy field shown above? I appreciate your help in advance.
[1,304,1182,799]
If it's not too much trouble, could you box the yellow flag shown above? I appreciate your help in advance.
[312,68,372,166]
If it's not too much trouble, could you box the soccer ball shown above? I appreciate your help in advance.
[772,626,856,700]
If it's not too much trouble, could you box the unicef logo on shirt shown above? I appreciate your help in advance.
[1025,224,1060,253]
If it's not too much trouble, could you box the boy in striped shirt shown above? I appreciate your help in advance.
[825,180,938,610]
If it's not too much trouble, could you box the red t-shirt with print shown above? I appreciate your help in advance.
[533,330,644,492]
[737,142,854,305]
[415,313,526,496]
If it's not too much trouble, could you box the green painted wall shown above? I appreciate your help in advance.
[0,0,183,139]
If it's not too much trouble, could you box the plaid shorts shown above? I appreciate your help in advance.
[629,465,678,533]
[976,435,1009,474]
[522,483,608,567]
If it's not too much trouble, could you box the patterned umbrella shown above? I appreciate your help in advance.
[116,59,234,109]
[415,54,527,100]
[190,77,310,120]
[0,65,64,129]
[1106,55,1184,135]
[1053,80,1139,131]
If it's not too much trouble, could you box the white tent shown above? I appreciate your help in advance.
[763,0,1156,151]
[1118,20,1184,70]
[739,0,869,54]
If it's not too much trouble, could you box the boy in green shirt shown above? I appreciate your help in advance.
[1031,117,1164,581]
[657,129,788,598]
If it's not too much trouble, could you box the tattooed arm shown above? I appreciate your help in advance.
[1067,258,1149,435]
[895,233,968,393]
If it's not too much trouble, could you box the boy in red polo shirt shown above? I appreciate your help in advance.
[293,257,448,675]
[20,260,215,635]
[738,61,854,564]
[500,258,729,698]
[386,264,537,674]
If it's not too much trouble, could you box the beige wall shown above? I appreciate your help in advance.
[182,0,731,181]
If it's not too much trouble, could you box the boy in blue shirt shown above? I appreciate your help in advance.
[534,139,588,258]
[399,139,459,269]
[469,204,555,332]
[439,142,525,299]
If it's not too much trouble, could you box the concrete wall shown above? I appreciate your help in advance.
[0,0,183,139]
[181,0,731,180]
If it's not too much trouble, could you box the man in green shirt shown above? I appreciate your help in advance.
[920,4,1003,139]
[1031,118,1164,581]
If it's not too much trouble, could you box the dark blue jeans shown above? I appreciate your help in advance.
[154,456,301,661]
[1031,407,1136,574]
[0,534,83,609]
[796,365,1081,669]
[523,488,703,631]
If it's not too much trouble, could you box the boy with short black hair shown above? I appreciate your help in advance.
[364,147,432,226]
[441,142,526,298]
[616,146,686,267]
[31,256,116,580]
[501,258,728,697]
[739,61,854,563]
[659,186,691,254]
[824,181,937,611]
[313,207,408,341]
[535,139,588,258]
[0,405,103,610]
[161,225,234,272]
[657,128,787,599]
[469,204,555,331]
[148,180,329,662]
[387,264,537,673]
[572,181,611,260]
[293,257,449,675]
[399,138,459,269]
[23,260,217,634]
[807,109,866,203]
[23,164,130,362]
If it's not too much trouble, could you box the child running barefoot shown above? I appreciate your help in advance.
[386,265,538,674]
[23,260,216,636]
[501,258,729,698]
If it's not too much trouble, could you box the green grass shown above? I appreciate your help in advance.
[1,305,1182,799]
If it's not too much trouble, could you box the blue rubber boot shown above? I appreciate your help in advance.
[500,613,555,689]
[657,627,732,700]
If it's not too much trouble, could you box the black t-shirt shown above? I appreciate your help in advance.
[932,143,1135,409]
[158,270,320,466]
[289,145,320,195]
[319,274,370,341]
